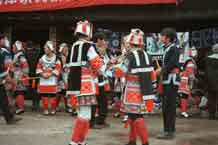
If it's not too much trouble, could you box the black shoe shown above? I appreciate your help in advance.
[32,106,40,112]
[103,122,110,128]
[125,141,136,145]
[96,122,110,128]
[157,132,175,140]
[168,132,175,138]
[71,110,78,116]
[209,114,216,120]
[7,117,22,125]
[90,124,104,129]
[142,143,149,145]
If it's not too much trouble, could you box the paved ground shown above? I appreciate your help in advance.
[1,109,218,145]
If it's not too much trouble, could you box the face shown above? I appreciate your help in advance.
[97,38,106,48]
[124,41,131,52]
[0,38,5,47]
[12,44,18,53]
[62,47,68,56]
[44,45,52,55]
[192,49,198,58]
[160,35,170,45]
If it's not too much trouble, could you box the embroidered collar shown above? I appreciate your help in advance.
[13,51,24,63]
[42,54,56,64]
[1,47,10,53]
[130,47,141,52]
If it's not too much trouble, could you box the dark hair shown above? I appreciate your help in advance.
[25,41,34,49]
[0,33,5,40]
[93,32,106,43]
[75,32,88,40]
[160,28,177,42]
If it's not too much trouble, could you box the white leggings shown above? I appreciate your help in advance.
[77,106,92,120]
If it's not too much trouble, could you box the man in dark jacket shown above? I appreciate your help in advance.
[156,28,180,139]
[92,32,110,128]
[206,44,218,120]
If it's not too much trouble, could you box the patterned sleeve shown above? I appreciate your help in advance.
[87,45,104,72]
[150,70,157,93]
[4,55,14,72]
[114,56,129,78]
[20,56,29,75]
[52,59,61,77]
[36,58,43,75]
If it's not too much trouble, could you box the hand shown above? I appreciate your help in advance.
[64,83,68,90]
[42,73,49,79]
[5,76,13,83]
[156,68,162,75]
[110,59,117,64]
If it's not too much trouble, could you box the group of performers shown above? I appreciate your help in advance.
[67,21,203,144]
[68,21,155,145]
[0,20,203,144]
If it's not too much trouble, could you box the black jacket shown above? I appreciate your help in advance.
[206,54,218,91]
[162,43,180,86]
[0,48,8,85]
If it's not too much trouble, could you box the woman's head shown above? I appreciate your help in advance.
[44,41,55,56]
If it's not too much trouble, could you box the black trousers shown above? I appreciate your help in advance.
[162,84,178,133]
[0,85,14,123]
[208,90,218,117]
[96,86,108,124]
[90,105,97,127]
[27,82,40,109]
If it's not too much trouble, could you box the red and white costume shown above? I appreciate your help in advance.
[56,43,71,112]
[1,46,15,105]
[13,41,29,114]
[57,43,69,92]
[178,47,198,118]
[115,29,155,145]
[36,41,61,114]
[68,21,110,145]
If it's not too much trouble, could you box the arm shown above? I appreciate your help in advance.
[87,45,106,75]
[162,47,180,74]
[114,58,129,78]
[36,59,43,76]
[20,56,29,76]
[150,70,157,93]
[52,60,61,77]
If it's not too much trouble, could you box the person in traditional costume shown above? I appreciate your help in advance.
[1,37,14,106]
[12,40,29,115]
[56,43,72,113]
[114,29,156,145]
[0,34,22,124]
[178,47,198,118]
[117,35,129,122]
[36,41,61,115]
[67,21,111,145]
